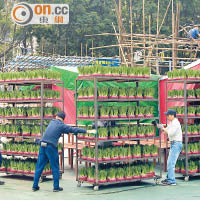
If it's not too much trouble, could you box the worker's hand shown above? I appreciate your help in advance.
[157,124,164,129]
[162,128,168,134]
[87,130,97,134]
[1,137,12,143]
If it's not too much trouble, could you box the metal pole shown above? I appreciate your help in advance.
[62,81,64,173]
[94,77,98,186]
[75,79,79,181]
[40,81,44,135]
[184,80,188,177]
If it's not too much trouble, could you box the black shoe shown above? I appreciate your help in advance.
[32,186,40,192]
[0,181,5,185]
[53,187,63,192]
[161,180,176,186]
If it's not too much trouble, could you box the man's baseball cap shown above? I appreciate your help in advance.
[56,111,66,120]
[164,109,176,116]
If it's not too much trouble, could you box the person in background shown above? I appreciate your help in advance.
[32,111,96,192]
[158,109,183,186]
[187,26,200,39]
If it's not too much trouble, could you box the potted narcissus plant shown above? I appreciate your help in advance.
[127,106,135,118]
[88,107,95,119]
[129,126,137,138]
[21,125,31,136]
[31,126,41,137]
[103,149,112,161]
[87,168,95,183]
[196,107,200,117]
[125,167,133,180]
[142,145,151,158]
[145,107,154,118]
[145,125,155,137]
[109,127,120,139]
[188,106,196,117]
[119,126,129,139]
[98,170,107,183]
[151,145,158,157]
[79,168,87,180]
[135,88,143,99]
[98,127,108,140]
[111,148,120,160]
[119,88,128,99]
[187,90,196,99]
[137,126,145,138]
[141,165,148,178]
[107,168,116,182]
[116,168,125,181]
[128,87,136,99]
[109,87,119,99]
[144,88,155,99]
[81,147,88,160]
[110,107,119,118]
[98,87,109,99]
[132,145,141,158]
[99,106,110,119]
[119,106,127,118]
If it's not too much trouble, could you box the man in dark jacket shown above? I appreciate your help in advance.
[32,111,95,192]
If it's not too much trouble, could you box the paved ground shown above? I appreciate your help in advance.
[0,167,200,200]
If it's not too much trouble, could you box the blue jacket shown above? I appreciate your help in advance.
[41,119,87,147]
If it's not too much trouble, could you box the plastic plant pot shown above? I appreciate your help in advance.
[132,176,141,179]
[110,116,119,119]
[77,135,85,139]
[145,114,154,118]
[119,136,129,139]
[125,177,133,180]
[141,174,149,178]
[89,116,95,120]
[128,96,135,99]
[107,178,116,182]
[103,158,112,161]
[144,96,154,99]
[136,114,144,118]
[81,156,87,160]
[119,96,128,99]
[133,155,141,159]
[98,158,103,162]
[0,168,6,172]
[98,137,108,141]
[129,135,137,139]
[109,136,120,140]
[188,170,198,174]
[109,96,119,99]
[99,116,110,119]
[119,156,127,160]
[152,153,158,157]
[98,180,107,184]
[22,133,31,136]
[111,157,120,161]
[143,154,152,158]
[116,177,125,181]
[119,115,127,118]
[87,178,95,183]
[88,136,96,140]
[175,169,180,173]
[79,176,87,181]
[146,134,155,137]
[98,96,108,99]
[181,169,186,174]
[138,135,145,138]
[135,96,143,99]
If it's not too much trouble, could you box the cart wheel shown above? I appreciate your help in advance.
[77,182,81,187]
[184,176,189,182]
[93,186,99,191]
[40,176,46,183]
[154,178,160,185]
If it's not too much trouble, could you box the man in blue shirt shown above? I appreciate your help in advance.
[187,26,200,39]
[32,111,96,192]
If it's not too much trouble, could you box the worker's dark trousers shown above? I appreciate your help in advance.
[0,152,2,167]
[33,144,60,189]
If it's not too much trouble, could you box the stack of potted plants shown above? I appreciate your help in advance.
[79,162,155,183]
[78,66,151,78]
[0,70,61,82]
